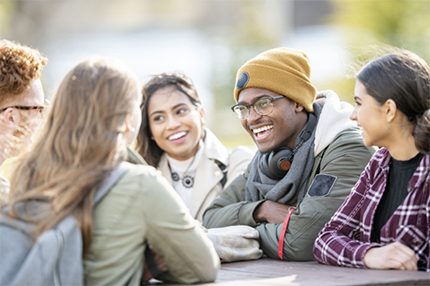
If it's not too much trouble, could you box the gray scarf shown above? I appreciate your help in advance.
[245,103,321,205]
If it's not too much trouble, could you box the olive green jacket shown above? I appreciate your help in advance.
[84,148,220,285]
[203,128,376,261]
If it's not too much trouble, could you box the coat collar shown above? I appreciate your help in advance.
[127,147,147,165]
[157,128,229,219]
[158,129,229,169]
[202,129,229,166]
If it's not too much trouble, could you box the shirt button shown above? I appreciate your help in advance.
[413,238,417,243]
[215,171,221,177]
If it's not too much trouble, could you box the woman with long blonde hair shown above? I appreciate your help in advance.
[5,57,219,284]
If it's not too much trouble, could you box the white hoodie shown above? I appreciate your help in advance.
[314,90,357,156]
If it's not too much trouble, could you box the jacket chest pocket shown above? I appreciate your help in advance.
[395,225,428,251]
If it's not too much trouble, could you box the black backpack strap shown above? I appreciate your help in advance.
[215,160,228,188]
[144,246,163,278]
[93,162,131,205]
[314,147,328,175]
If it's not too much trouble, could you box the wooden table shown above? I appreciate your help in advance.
[157,258,430,286]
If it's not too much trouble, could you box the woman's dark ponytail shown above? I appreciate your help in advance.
[414,110,430,154]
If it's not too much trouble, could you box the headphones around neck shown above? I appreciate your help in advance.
[261,147,294,180]
[260,113,317,180]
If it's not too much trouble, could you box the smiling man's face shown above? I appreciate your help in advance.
[238,87,305,153]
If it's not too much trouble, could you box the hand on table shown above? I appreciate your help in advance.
[253,200,294,224]
[364,241,419,271]
[141,249,168,282]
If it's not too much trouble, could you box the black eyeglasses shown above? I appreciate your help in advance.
[0,99,50,116]
[0,106,44,112]
[231,95,285,120]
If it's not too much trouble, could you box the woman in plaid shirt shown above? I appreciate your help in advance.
[313,50,430,272]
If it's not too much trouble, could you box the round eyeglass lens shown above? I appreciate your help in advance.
[255,98,273,115]
[234,106,248,119]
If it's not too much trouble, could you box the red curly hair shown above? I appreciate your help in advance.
[0,40,47,106]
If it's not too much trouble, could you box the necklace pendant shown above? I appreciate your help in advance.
[182,175,194,188]
[171,172,180,182]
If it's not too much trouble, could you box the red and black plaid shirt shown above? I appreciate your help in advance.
[313,148,430,272]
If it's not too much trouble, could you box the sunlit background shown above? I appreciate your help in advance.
[1,0,429,150]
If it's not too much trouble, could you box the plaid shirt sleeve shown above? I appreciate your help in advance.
[313,161,381,268]
[426,193,430,272]
[314,151,430,271]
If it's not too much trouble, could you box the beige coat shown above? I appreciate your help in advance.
[158,129,254,221]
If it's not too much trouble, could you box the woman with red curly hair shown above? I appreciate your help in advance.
[0,40,48,202]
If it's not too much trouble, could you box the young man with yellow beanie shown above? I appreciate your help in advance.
[202,47,376,261]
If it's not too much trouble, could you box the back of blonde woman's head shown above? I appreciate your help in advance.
[45,57,139,166]
[8,56,140,255]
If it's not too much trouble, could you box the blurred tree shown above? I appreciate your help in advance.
[208,3,284,147]
[211,3,284,110]
[0,0,13,37]
[332,0,429,61]
[323,0,430,102]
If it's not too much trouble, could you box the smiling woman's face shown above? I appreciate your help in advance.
[147,86,205,161]
[350,80,388,148]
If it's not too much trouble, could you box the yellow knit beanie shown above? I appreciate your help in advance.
[234,47,316,112]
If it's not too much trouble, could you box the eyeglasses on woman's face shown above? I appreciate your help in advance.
[231,95,285,120]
